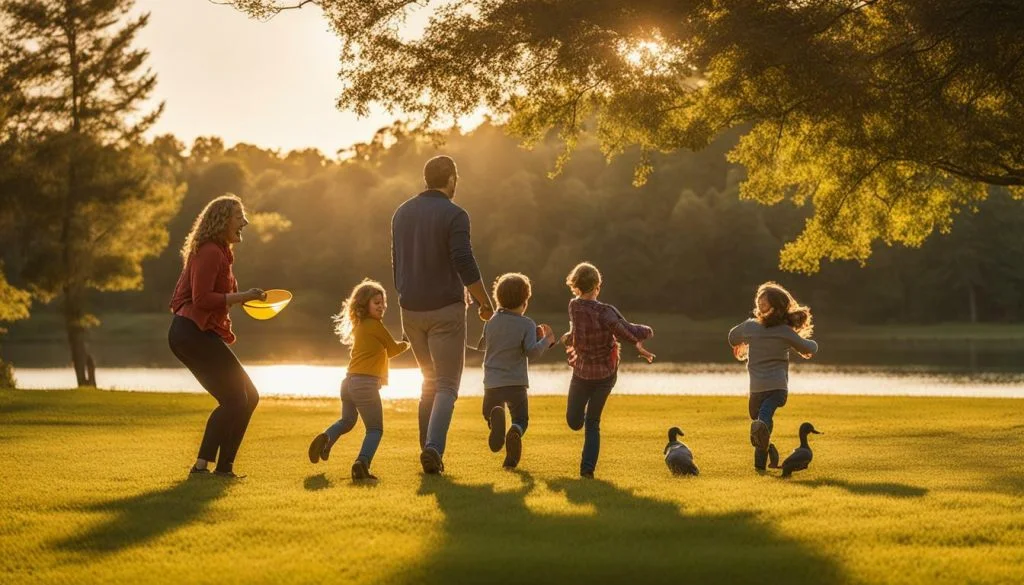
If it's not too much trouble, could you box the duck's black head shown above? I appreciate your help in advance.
[665,427,685,454]
[799,422,822,437]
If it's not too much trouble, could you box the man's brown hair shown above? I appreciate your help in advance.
[424,155,457,189]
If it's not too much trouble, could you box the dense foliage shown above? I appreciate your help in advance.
[0,0,183,385]
[97,122,1024,326]
[225,0,1024,272]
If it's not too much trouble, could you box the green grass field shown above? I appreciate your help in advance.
[1,390,1021,584]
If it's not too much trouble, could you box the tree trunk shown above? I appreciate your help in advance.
[62,7,93,387]
[63,285,95,387]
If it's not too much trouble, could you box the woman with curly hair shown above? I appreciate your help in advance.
[168,194,267,479]
[728,281,818,472]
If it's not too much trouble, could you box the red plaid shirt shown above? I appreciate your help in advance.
[565,298,652,380]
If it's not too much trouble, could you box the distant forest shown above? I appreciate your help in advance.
[89,121,1024,326]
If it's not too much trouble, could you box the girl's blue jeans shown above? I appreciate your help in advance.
[749,389,788,469]
[325,374,384,465]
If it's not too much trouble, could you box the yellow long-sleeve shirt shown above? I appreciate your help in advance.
[347,318,410,384]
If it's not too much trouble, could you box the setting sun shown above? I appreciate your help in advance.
[623,39,666,66]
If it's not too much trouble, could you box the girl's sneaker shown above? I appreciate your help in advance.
[488,406,506,452]
[321,437,336,461]
[351,458,377,481]
[308,433,329,464]
[503,425,522,468]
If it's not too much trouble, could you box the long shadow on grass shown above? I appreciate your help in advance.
[54,478,229,556]
[7,419,131,427]
[407,473,843,585]
[304,473,332,491]
[799,478,928,498]
[988,473,1024,496]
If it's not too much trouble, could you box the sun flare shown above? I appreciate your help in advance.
[623,39,666,66]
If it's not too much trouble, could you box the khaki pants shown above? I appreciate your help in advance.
[401,302,466,455]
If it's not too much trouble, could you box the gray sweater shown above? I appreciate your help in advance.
[481,310,553,389]
[728,318,819,393]
[391,190,482,311]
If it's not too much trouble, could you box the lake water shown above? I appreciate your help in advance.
[13,363,1024,399]
[9,331,1024,398]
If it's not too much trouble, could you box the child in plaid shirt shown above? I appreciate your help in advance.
[561,262,654,478]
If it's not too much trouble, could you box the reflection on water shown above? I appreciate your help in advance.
[8,335,1024,373]
[12,364,1024,398]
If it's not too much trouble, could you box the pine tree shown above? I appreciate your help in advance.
[0,0,182,386]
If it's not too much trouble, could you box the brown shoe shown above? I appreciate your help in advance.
[308,433,328,464]
[503,425,522,469]
[351,458,377,481]
[420,447,443,474]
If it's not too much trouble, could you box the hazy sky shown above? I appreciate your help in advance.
[133,0,401,155]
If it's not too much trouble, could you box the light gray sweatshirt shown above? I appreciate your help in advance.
[480,310,553,389]
[728,318,819,393]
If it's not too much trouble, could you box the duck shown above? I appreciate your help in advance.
[664,427,699,476]
[780,422,822,478]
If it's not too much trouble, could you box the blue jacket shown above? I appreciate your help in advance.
[391,190,482,311]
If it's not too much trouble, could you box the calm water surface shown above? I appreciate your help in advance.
[13,364,1024,398]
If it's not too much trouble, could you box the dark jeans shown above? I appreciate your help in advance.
[749,389,788,468]
[482,385,529,434]
[168,316,259,472]
[325,374,384,465]
[566,373,617,474]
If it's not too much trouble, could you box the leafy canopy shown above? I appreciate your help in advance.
[224,0,1024,272]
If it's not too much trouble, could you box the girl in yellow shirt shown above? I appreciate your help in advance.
[308,279,409,480]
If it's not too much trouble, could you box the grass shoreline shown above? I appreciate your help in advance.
[2,390,1022,584]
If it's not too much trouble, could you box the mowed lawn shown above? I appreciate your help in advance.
[1,390,1021,585]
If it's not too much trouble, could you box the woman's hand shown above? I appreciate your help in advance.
[226,288,266,306]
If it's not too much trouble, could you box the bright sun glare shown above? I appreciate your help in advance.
[624,39,666,66]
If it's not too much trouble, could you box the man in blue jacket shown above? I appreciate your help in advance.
[392,155,494,474]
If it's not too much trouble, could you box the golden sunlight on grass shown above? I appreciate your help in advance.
[2,390,1021,584]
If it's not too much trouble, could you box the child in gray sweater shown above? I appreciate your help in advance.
[728,282,818,471]
[476,273,556,469]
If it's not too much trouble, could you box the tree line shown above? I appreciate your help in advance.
[90,121,1024,331]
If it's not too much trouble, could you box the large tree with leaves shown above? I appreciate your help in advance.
[0,0,182,386]
[224,0,1024,272]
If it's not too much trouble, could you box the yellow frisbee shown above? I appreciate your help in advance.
[242,289,293,320]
